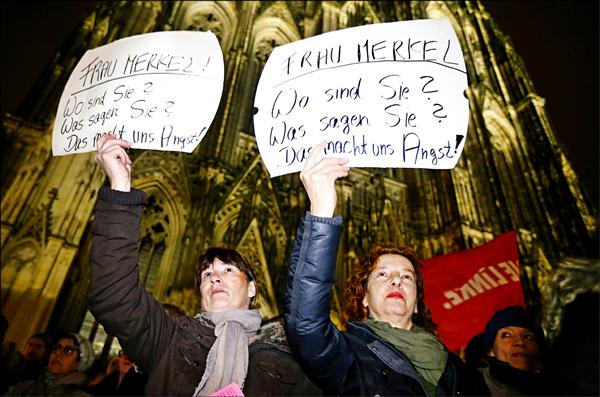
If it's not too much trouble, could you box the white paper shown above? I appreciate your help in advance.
[253,19,469,177]
[52,31,224,156]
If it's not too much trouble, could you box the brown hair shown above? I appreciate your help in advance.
[342,243,437,334]
[194,246,258,306]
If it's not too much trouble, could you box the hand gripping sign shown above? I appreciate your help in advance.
[52,31,224,156]
[253,19,469,177]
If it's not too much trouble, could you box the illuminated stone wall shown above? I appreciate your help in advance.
[1,1,596,354]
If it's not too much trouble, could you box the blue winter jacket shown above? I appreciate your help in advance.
[283,213,467,396]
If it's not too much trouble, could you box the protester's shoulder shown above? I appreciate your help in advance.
[256,319,288,346]
[177,314,214,336]
[447,351,467,368]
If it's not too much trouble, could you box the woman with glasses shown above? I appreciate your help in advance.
[6,333,94,396]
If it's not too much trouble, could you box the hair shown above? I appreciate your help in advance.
[342,243,437,334]
[484,305,538,351]
[194,245,258,306]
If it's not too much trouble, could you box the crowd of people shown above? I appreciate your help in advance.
[0,329,146,396]
[0,135,597,396]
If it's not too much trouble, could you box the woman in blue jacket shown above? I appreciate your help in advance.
[284,142,470,396]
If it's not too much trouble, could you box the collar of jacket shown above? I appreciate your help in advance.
[488,357,545,389]
[175,315,292,353]
[346,321,428,390]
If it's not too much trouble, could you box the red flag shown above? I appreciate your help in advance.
[422,230,524,353]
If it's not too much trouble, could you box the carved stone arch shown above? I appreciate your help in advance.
[0,238,41,318]
[132,175,189,299]
[175,1,238,52]
[1,162,42,224]
[1,133,50,224]
[236,218,279,320]
[213,156,286,261]
[252,2,302,64]
[486,117,516,154]
[339,1,381,28]
[481,93,519,154]
[213,198,243,242]
[133,151,192,212]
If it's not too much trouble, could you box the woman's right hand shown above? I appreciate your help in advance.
[95,134,133,192]
[300,141,350,218]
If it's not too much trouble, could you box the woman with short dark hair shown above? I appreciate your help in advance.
[89,134,321,396]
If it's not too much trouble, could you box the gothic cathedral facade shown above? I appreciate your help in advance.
[1,1,596,354]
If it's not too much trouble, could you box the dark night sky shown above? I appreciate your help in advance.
[1,1,598,203]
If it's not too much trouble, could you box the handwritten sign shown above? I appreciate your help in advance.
[52,31,224,156]
[253,19,469,177]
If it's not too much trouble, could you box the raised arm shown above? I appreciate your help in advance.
[94,133,132,192]
[283,143,353,392]
[88,134,176,373]
[299,141,350,217]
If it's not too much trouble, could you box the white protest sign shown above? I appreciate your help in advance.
[52,31,224,156]
[253,19,469,177]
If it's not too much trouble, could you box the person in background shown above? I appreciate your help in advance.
[0,332,52,394]
[482,305,549,395]
[464,332,488,372]
[6,333,94,396]
[284,142,469,395]
[542,256,599,396]
[548,291,599,396]
[88,134,321,396]
[84,358,111,390]
[87,350,146,396]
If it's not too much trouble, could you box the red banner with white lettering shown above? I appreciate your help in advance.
[422,230,524,353]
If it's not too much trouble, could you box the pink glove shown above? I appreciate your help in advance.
[208,382,244,397]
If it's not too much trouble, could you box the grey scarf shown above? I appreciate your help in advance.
[193,309,262,396]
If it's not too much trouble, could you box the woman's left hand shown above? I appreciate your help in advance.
[300,141,349,218]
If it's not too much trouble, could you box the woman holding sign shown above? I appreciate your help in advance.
[283,142,473,396]
[89,134,321,396]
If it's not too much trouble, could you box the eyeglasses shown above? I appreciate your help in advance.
[51,343,79,356]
